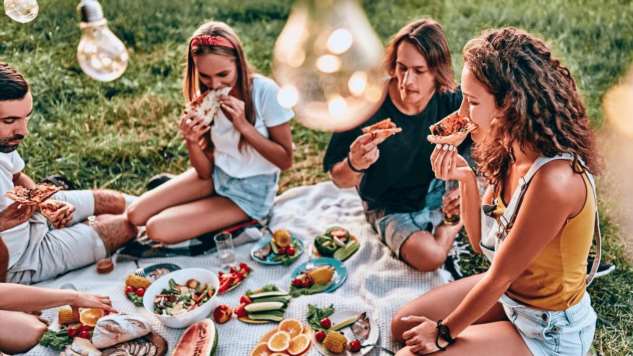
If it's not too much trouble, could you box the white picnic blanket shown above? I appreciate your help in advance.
[24,181,449,356]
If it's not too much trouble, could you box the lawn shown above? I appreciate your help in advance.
[1,0,632,354]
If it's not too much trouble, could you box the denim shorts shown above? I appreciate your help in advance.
[501,293,597,356]
[213,166,278,221]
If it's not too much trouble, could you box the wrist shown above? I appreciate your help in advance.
[66,290,80,306]
[346,154,365,174]
[436,319,455,351]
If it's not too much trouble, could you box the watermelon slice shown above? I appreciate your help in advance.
[173,319,218,356]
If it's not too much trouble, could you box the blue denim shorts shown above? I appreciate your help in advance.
[213,166,278,221]
[501,292,597,355]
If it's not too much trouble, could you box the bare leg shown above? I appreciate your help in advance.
[392,273,506,342]
[395,322,531,356]
[145,196,248,244]
[0,238,8,282]
[399,223,462,272]
[92,189,127,215]
[0,310,47,354]
[90,214,138,254]
[127,168,214,226]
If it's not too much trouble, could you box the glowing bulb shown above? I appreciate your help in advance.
[273,0,386,131]
[327,28,353,54]
[278,85,300,109]
[76,0,128,82]
[316,55,341,73]
[4,0,38,23]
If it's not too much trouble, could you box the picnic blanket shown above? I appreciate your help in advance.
[25,181,450,355]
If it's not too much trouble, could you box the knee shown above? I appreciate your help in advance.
[145,217,170,244]
[126,202,147,226]
[401,245,446,272]
[1,318,46,354]
[391,310,407,342]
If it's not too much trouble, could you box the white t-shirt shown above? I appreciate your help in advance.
[211,75,294,178]
[0,151,29,268]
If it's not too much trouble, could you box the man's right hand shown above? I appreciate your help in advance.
[0,202,37,231]
[348,133,381,171]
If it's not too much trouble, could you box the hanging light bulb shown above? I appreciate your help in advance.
[3,0,38,23]
[273,0,386,131]
[76,0,128,82]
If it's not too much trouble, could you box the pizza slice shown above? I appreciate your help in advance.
[5,184,60,206]
[361,118,402,143]
[39,199,66,221]
[189,87,232,125]
[428,111,476,146]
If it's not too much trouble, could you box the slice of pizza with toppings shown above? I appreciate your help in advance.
[189,87,232,125]
[5,184,60,206]
[428,111,476,146]
[361,118,402,143]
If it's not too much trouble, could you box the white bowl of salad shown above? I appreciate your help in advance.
[143,268,219,328]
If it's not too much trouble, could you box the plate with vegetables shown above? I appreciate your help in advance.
[312,227,360,261]
[39,306,107,352]
[251,229,305,266]
[307,304,379,355]
[289,258,347,297]
[235,284,292,324]
[124,263,181,307]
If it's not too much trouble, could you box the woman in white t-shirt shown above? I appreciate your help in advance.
[127,21,294,244]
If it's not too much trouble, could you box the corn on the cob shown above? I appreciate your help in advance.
[323,331,347,353]
[125,274,151,289]
[58,305,79,325]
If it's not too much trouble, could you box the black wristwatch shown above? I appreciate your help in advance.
[436,320,455,351]
[346,153,366,173]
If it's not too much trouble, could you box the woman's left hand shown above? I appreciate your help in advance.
[219,95,250,133]
[401,315,447,354]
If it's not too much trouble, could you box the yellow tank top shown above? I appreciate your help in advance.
[498,174,595,310]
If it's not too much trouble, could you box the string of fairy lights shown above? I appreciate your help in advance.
[4,0,389,131]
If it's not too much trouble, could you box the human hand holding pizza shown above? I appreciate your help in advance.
[219,95,250,133]
[40,200,75,229]
[179,110,211,150]
[0,202,38,231]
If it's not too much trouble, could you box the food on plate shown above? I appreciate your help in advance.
[124,274,151,307]
[308,305,375,354]
[252,229,303,265]
[250,319,312,356]
[428,110,476,146]
[79,308,106,327]
[96,258,114,274]
[172,319,218,356]
[5,184,60,206]
[152,278,215,316]
[91,314,152,349]
[218,262,251,294]
[39,329,73,351]
[237,285,292,324]
[351,312,371,341]
[125,274,152,290]
[323,331,347,353]
[213,304,233,324]
[58,305,80,325]
[189,86,232,125]
[361,118,402,142]
[290,265,335,296]
[348,339,362,353]
[101,332,167,356]
[59,337,101,356]
[307,304,335,332]
[314,227,360,261]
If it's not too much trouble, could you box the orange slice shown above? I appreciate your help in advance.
[270,354,287,356]
[79,308,105,327]
[287,334,311,355]
[259,326,279,343]
[267,331,291,353]
[279,319,303,338]
[250,342,271,356]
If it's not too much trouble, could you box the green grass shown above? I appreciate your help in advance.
[1,0,632,354]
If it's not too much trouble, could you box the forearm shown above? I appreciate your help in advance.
[0,238,8,282]
[13,172,36,189]
[0,284,78,312]
[329,159,362,188]
[186,142,214,179]
[444,271,511,337]
[459,172,482,253]
[240,126,292,170]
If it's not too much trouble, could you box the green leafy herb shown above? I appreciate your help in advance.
[39,329,72,351]
[307,304,335,332]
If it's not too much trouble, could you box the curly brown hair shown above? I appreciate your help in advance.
[463,27,600,189]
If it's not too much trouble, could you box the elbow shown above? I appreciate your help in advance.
[278,156,293,171]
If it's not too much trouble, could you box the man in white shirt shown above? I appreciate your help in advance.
[0,62,137,284]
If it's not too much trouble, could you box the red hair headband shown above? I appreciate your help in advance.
[191,35,234,50]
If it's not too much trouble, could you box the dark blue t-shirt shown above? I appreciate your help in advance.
[323,89,464,214]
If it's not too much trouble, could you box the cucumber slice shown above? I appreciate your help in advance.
[249,296,292,304]
[334,240,360,261]
[247,312,285,322]
[244,301,285,313]
[249,291,289,300]
[332,316,359,331]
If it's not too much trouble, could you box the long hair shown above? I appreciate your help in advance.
[463,27,599,191]
[384,18,456,93]
[183,21,255,150]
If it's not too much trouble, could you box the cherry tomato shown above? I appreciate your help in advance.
[349,339,362,352]
[277,247,287,255]
[78,330,91,339]
[286,247,296,256]
[67,327,78,337]
[125,285,134,294]
[320,317,332,329]
[235,303,248,318]
[292,278,303,287]
[79,324,93,333]
[239,263,250,272]
[135,287,145,297]
[240,295,252,305]
[315,330,326,343]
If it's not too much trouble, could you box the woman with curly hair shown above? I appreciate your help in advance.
[391,27,600,355]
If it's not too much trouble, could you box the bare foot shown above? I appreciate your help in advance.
[89,214,138,254]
